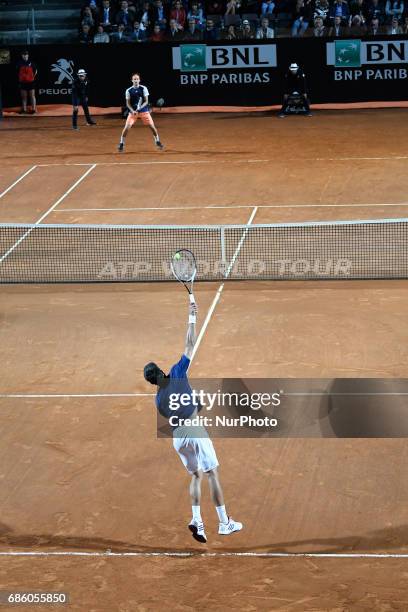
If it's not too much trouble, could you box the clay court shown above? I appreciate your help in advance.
[1,109,408,610]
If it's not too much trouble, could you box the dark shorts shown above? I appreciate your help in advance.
[72,93,88,107]
[19,82,36,91]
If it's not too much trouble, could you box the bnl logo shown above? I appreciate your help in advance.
[175,44,277,72]
[334,40,408,67]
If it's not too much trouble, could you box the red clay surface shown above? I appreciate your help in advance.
[1,111,408,610]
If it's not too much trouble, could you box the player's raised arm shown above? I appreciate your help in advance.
[184,302,197,359]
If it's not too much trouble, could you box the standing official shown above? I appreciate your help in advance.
[17,50,37,114]
[72,68,96,130]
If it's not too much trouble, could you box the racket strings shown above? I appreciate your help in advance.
[172,251,196,282]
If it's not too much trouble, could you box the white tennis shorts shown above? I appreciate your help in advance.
[173,426,219,474]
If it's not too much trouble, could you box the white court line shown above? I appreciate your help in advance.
[33,155,408,169]
[190,207,258,363]
[0,393,154,398]
[36,160,269,168]
[0,551,406,558]
[55,201,408,212]
[0,166,37,199]
[0,165,96,265]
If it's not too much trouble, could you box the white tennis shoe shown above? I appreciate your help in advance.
[188,519,207,543]
[218,518,243,535]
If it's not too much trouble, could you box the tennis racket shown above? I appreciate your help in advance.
[170,249,197,305]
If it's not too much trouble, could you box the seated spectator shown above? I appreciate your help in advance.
[313,0,330,23]
[86,0,98,12]
[256,16,275,36]
[138,1,153,27]
[206,0,224,13]
[167,17,184,37]
[366,0,385,22]
[291,0,312,36]
[116,0,135,28]
[81,6,96,30]
[184,16,204,37]
[313,15,328,33]
[240,18,255,37]
[170,0,187,27]
[385,0,404,18]
[329,13,347,33]
[348,13,367,33]
[150,22,166,39]
[93,24,110,41]
[187,3,205,28]
[111,23,129,40]
[329,0,350,22]
[224,23,239,37]
[403,15,408,31]
[349,0,367,18]
[99,0,115,29]
[203,17,220,38]
[367,14,383,31]
[225,0,242,15]
[386,14,402,31]
[151,0,169,29]
[261,0,275,15]
[128,20,148,40]
[79,23,93,42]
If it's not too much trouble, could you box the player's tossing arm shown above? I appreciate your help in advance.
[184,302,197,360]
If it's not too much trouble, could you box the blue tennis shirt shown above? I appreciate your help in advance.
[156,355,199,428]
[125,85,149,112]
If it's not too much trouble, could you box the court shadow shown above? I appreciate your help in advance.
[228,524,408,554]
[0,521,199,554]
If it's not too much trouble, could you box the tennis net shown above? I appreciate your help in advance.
[0,219,407,283]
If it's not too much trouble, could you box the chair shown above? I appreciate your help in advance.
[224,13,241,26]
[242,12,260,25]
[206,13,223,26]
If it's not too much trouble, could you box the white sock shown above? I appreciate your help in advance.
[192,506,202,522]
[154,134,160,142]
[216,505,228,524]
[120,137,124,144]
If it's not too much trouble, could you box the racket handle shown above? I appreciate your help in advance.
[189,293,196,304]
[189,315,196,324]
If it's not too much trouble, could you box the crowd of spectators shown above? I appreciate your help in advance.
[78,0,408,42]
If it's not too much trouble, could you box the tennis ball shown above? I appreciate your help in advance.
[174,253,181,260]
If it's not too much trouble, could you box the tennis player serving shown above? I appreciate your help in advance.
[143,251,242,543]
[118,73,164,152]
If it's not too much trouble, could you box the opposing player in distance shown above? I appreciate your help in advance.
[118,73,164,152]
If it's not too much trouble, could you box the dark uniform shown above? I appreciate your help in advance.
[72,73,95,128]
[279,66,311,116]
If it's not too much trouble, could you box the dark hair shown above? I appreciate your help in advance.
[144,362,163,385]
[132,72,141,78]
